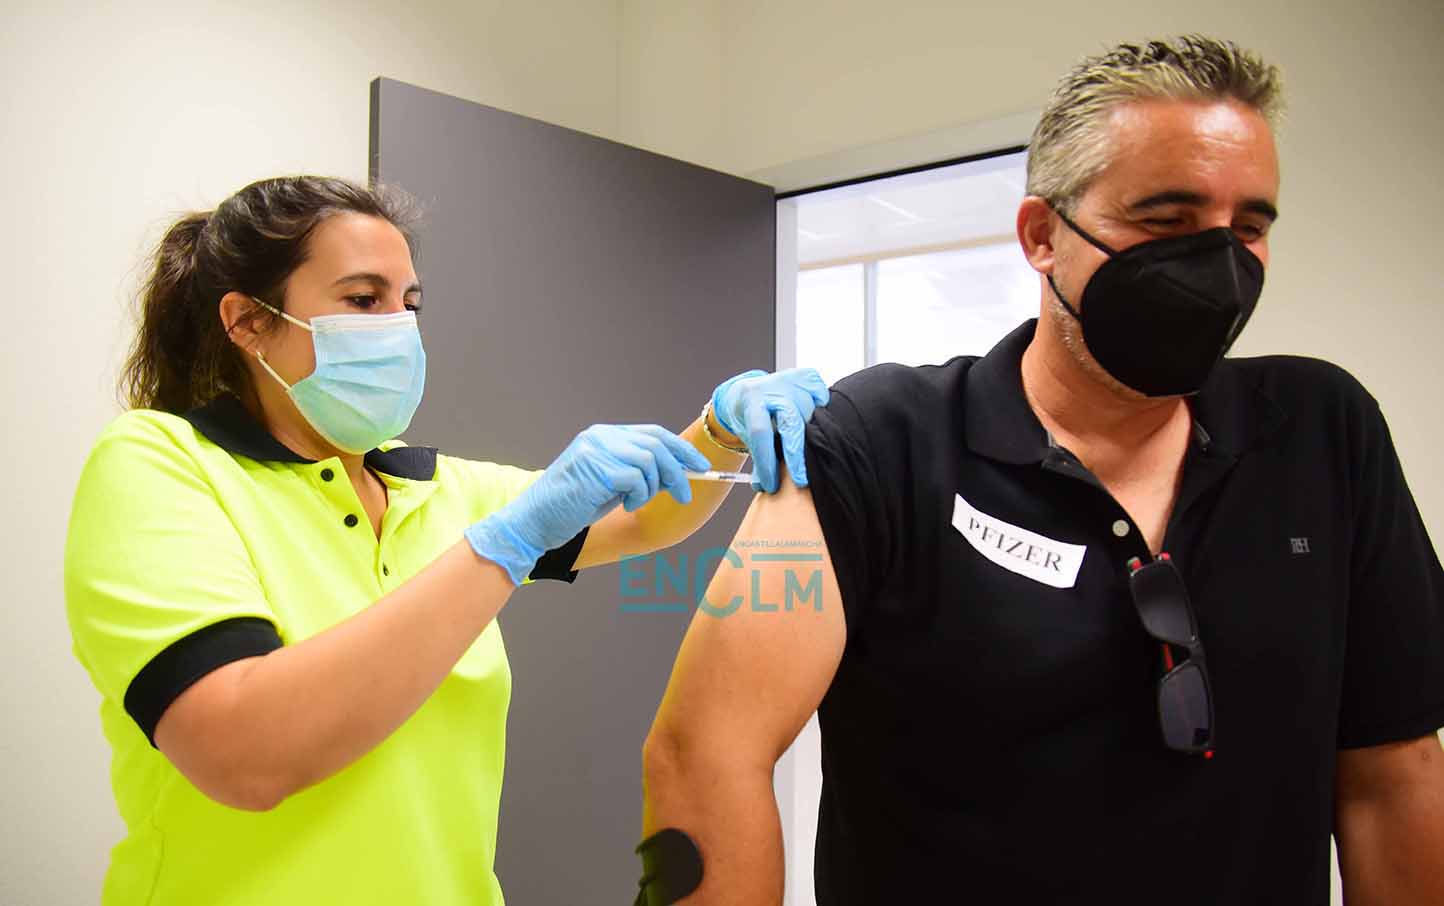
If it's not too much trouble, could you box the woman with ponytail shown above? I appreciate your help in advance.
[64,175,828,905]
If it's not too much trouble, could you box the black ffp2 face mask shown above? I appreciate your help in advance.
[1046,209,1266,397]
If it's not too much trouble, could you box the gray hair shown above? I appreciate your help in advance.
[1026,35,1284,215]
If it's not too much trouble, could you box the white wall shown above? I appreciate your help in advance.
[5,0,1441,902]
[1,2,620,902]
[619,1,726,172]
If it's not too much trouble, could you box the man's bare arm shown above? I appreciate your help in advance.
[641,477,846,905]
[1336,732,1444,905]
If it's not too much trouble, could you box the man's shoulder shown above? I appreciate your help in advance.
[825,356,978,422]
[1221,353,1377,413]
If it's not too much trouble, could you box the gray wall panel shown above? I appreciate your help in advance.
[371,77,775,903]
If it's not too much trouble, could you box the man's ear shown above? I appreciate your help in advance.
[1016,196,1058,276]
[219,291,265,353]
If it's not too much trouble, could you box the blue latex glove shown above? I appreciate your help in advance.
[464,424,712,585]
[710,367,830,493]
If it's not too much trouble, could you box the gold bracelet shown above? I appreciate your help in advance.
[700,401,749,454]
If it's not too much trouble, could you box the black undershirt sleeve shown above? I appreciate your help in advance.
[125,617,283,748]
[528,526,589,583]
[1337,396,1444,748]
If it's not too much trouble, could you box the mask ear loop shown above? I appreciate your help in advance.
[1052,205,1119,256]
[252,348,292,391]
[249,295,314,332]
[1045,203,1118,321]
[245,295,313,391]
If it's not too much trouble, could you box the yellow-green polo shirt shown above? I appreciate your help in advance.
[63,394,586,906]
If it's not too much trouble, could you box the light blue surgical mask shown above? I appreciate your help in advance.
[249,298,426,454]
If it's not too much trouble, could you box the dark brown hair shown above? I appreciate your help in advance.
[119,176,421,413]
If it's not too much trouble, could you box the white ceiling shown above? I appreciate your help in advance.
[792,150,1029,266]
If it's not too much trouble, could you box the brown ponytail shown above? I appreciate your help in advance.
[118,176,420,414]
[120,212,224,412]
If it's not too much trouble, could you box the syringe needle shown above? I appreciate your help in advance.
[685,470,755,483]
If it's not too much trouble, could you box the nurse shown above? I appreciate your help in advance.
[63,175,827,905]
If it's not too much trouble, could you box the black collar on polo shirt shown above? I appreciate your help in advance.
[181,394,439,481]
[963,318,1287,467]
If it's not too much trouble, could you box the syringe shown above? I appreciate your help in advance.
[685,470,755,483]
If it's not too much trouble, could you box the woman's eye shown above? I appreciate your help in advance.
[404,302,421,313]
[347,294,379,308]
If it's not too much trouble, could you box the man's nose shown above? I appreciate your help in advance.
[1200,208,1236,231]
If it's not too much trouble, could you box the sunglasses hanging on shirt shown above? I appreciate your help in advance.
[1127,552,1216,757]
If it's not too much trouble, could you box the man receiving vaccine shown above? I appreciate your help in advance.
[638,35,1444,906]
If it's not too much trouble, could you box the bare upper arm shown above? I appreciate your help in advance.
[154,656,274,810]
[1337,733,1444,806]
[646,478,846,776]
[1334,734,1444,901]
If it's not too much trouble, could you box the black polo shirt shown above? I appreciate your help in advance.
[803,318,1444,905]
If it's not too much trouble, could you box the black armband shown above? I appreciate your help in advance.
[633,828,703,906]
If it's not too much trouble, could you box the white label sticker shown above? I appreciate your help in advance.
[951,493,1087,589]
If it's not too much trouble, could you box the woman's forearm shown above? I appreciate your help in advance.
[155,539,517,809]
[637,414,748,538]
[574,415,749,568]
